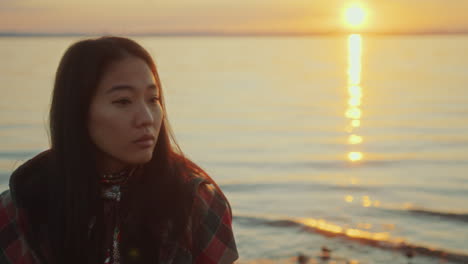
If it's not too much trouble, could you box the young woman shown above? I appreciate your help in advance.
[0,36,238,264]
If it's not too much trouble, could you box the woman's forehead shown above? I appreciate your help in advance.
[97,56,157,94]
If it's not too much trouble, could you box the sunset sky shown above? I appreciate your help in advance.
[1,0,468,35]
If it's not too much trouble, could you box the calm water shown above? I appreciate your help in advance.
[1,35,468,264]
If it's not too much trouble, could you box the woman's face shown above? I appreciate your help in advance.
[88,56,163,173]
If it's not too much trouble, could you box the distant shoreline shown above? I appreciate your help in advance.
[1,31,468,37]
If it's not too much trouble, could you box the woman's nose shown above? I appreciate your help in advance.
[135,103,154,127]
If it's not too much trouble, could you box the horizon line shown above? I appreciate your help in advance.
[1,30,468,37]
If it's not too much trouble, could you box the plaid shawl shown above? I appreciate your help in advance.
[0,155,238,264]
[0,189,42,263]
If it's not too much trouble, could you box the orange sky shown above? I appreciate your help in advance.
[1,0,468,34]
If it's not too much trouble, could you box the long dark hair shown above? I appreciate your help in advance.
[45,36,208,263]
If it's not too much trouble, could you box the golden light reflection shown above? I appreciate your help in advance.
[362,199,372,207]
[351,120,360,127]
[348,152,363,161]
[298,217,396,245]
[357,223,373,229]
[346,228,389,241]
[403,203,414,209]
[348,97,361,107]
[345,33,364,163]
[345,107,362,119]
[348,85,362,97]
[382,223,395,231]
[352,195,381,208]
[347,37,362,85]
[348,134,363,144]
[301,218,343,234]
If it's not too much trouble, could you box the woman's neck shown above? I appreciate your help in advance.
[96,155,129,175]
[100,166,127,175]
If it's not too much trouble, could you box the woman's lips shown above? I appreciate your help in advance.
[134,139,154,148]
[133,134,155,148]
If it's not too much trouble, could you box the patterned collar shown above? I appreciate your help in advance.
[100,167,137,185]
[100,167,137,202]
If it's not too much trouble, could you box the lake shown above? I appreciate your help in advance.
[1,35,468,263]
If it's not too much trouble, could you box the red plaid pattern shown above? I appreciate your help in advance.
[0,190,40,264]
[191,178,238,264]
[0,176,238,264]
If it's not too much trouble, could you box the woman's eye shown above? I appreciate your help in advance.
[149,96,160,104]
[113,99,131,106]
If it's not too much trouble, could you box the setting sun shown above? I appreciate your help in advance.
[344,4,366,27]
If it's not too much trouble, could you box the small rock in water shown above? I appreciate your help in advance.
[297,252,309,264]
[405,249,414,259]
[320,246,332,260]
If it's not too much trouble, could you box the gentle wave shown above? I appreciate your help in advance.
[383,207,468,223]
[209,159,468,170]
[0,150,42,160]
[407,208,468,222]
[370,204,468,223]
[234,214,468,264]
[235,256,357,264]
[220,182,372,193]
[0,123,41,130]
[221,181,467,196]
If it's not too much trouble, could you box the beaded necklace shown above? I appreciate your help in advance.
[100,168,134,202]
[100,167,137,264]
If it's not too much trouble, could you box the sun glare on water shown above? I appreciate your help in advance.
[344,4,366,28]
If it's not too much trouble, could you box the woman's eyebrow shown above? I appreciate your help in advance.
[106,84,157,94]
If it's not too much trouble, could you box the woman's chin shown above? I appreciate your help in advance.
[127,153,153,165]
